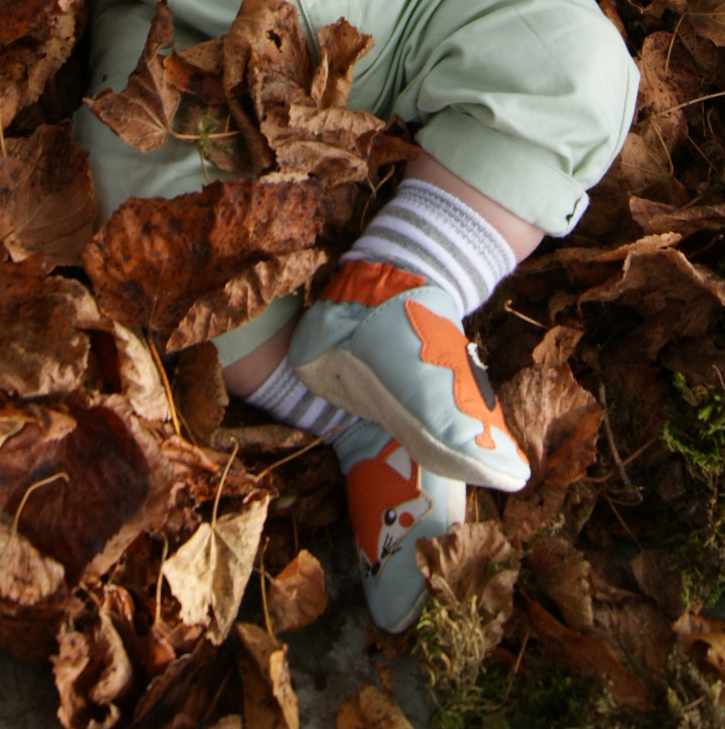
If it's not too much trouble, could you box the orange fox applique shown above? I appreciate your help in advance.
[346,440,432,578]
[404,299,512,451]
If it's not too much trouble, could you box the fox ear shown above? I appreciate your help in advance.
[385,447,412,480]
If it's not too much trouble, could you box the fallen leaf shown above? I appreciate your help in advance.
[631,196,725,236]
[209,717,243,729]
[85,0,181,151]
[164,39,225,104]
[0,124,96,267]
[0,0,83,129]
[53,611,134,729]
[416,521,520,613]
[631,550,685,618]
[336,685,414,729]
[674,611,725,677]
[0,0,57,45]
[237,622,299,729]
[173,342,229,445]
[529,536,593,631]
[83,179,324,343]
[162,494,270,645]
[268,549,327,633]
[167,247,329,351]
[688,0,725,46]
[527,601,652,710]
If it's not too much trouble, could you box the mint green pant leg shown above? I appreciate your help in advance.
[75,0,301,358]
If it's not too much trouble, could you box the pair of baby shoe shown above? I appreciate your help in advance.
[288,261,530,632]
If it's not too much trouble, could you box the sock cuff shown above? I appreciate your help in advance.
[342,177,516,316]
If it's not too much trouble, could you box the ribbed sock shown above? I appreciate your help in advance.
[341,178,517,317]
[245,356,358,442]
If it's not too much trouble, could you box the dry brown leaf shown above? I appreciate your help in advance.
[674,611,725,678]
[417,521,519,614]
[212,424,316,455]
[164,39,226,104]
[84,179,324,342]
[237,622,299,729]
[528,600,652,710]
[631,196,725,235]
[209,717,243,729]
[336,685,414,729]
[0,0,83,129]
[631,550,684,619]
[0,517,65,607]
[162,494,270,645]
[688,0,725,46]
[0,0,57,45]
[167,247,329,351]
[85,0,180,151]
[0,124,96,267]
[529,536,593,631]
[311,19,374,108]
[578,248,725,357]
[0,402,40,449]
[0,395,171,586]
[53,612,133,729]
[268,549,327,634]
[173,342,229,445]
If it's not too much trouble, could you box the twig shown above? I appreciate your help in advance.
[12,473,69,536]
[258,538,275,638]
[713,365,725,392]
[651,119,674,176]
[503,629,530,703]
[604,494,642,549]
[154,533,169,626]
[598,383,636,493]
[171,129,241,142]
[581,436,658,484]
[250,436,324,484]
[687,134,717,173]
[657,90,725,117]
[0,124,6,158]
[212,441,240,527]
[665,12,687,76]
[147,336,181,437]
[504,300,547,330]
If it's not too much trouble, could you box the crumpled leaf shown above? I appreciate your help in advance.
[164,39,225,104]
[167,247,329,351]
[0,0,57,45]
[674,611,725,678]
[528,601,652,710]
[529,536,593,631]
[268,549,327,634]
[0,402,39,449]
[0,124,96,267]
[336,685,414,729]
[631,196,725,236]
[162,494,270,645]
[579,248,725,358]
[173,342,229,445]
[0,0,83,129]
[52,611,133,729]
[85,0,180,151]
[0,517,65,607]
[417,521,519,610]
[83,179,324,344]
[237,622,299,729]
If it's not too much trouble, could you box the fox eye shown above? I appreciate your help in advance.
[384,509,397,526]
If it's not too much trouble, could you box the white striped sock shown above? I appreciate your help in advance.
[245,357,358,442]
[342,178,516,317]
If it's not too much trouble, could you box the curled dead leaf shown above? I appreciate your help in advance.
[162,494,270,645]
[268,549,327,634]
[85,0,180,151]
[237,622,299,729]
[336,685,414,729]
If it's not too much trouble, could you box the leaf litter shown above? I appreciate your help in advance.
[1,1,725,728]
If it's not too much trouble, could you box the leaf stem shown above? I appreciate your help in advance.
[250,436,324,484]
[258,538,275,638]
[154,533,169,627]
[658,90,725,116]
[12,473,69,536]
[170,129,242,142]
[147,336,181,437]
[0,124,6,158]
[212,440,240,527]
[504,300,547,330]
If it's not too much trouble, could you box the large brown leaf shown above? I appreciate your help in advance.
[631,196,725,236]
[162,493,270,645]
[83,179,324,343]
[85,0,180,151]
[0,0,56,45]
[0,0,83,129]
[688,0,725,46]
[167,247,328,351]
[0,124,95,267]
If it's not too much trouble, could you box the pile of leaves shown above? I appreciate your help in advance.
[1,0,725,728]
